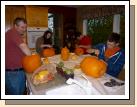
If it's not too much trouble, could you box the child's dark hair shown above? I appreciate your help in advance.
[75,31,81,38]
[43,30,52,38]
[43,30,52,44]
[108,33,120,43]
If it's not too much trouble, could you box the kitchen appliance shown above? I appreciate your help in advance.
[27,27,48,49]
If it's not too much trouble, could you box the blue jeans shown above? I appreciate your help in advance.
[5,69,26,95]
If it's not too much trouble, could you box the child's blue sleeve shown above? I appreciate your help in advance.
[107,51,125,77]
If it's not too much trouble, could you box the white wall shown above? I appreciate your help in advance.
[113,14,120,34]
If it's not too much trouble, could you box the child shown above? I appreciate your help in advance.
[87,33,125,77]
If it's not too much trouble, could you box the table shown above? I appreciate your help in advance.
[26,54,125,95]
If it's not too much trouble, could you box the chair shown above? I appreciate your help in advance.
[118,64,125,81]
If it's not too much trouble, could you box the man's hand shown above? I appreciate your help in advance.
[94,49,100,56]
[86,48,94,53]
[86,48,100,56]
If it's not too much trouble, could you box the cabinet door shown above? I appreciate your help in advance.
[26,6,48,27]
[5,6,26,32]
[5,6,26,43]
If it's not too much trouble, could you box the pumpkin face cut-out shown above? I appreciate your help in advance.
[42,48,55,57]
[80,56,107,78]
[22,54,42,73]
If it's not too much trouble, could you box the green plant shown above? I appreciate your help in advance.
[87,16,113,46]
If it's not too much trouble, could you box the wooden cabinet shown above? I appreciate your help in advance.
[5,6,26,32]
[25,6,48,27]
[5,6,27,43]
[5,6,49,43]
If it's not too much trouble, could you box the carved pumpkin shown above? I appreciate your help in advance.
[61,47,70,61]
[80,56,107,78]
[75,47,84,55]
[42,48,55,57]
[22,54,42,73]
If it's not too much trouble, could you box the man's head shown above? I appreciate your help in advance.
[14,17,27,35]
[107,33,120,49]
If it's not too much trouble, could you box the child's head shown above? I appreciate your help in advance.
[75,32,82,40]
[43,30,52,39]
[107,33,120,49]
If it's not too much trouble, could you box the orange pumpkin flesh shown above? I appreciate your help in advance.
[22,54,42,73]
[42,48,55,57]
[61,47,70,61]
[75,47,84,55]
[80,56,107,78]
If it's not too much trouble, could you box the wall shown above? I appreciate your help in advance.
[48,6,77,46]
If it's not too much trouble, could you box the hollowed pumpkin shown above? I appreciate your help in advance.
[74,47,84,55]
[42,48,55,57]
[61,47,70,61]
[22,54,42,73]
[80,56,107,78]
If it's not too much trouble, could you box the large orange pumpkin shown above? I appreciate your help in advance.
[42,48,55,57]
[80,56,107,78]
[22,54,42,73]
[61,47,70,61]
[74,47,84,55]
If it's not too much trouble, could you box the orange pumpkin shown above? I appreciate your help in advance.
[80,56,107,78]
[42,48,55,57]
[61,47,70,61]
[74,47,84,55]
[22,54,42,73]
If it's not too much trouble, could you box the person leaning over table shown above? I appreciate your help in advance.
[75,32,92,54]
[87,33,125,78]
[5,17,32,95]
[36,30,53,54]
[63,28,76,52]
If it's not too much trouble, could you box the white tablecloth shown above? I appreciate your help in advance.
[26,54,125,95]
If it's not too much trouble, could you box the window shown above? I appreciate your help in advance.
[48,13,54,45]
[87,15,113,46]
[87,13,125,48]
[48,13,54,32]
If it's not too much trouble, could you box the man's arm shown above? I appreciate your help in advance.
[19,43,31,56]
